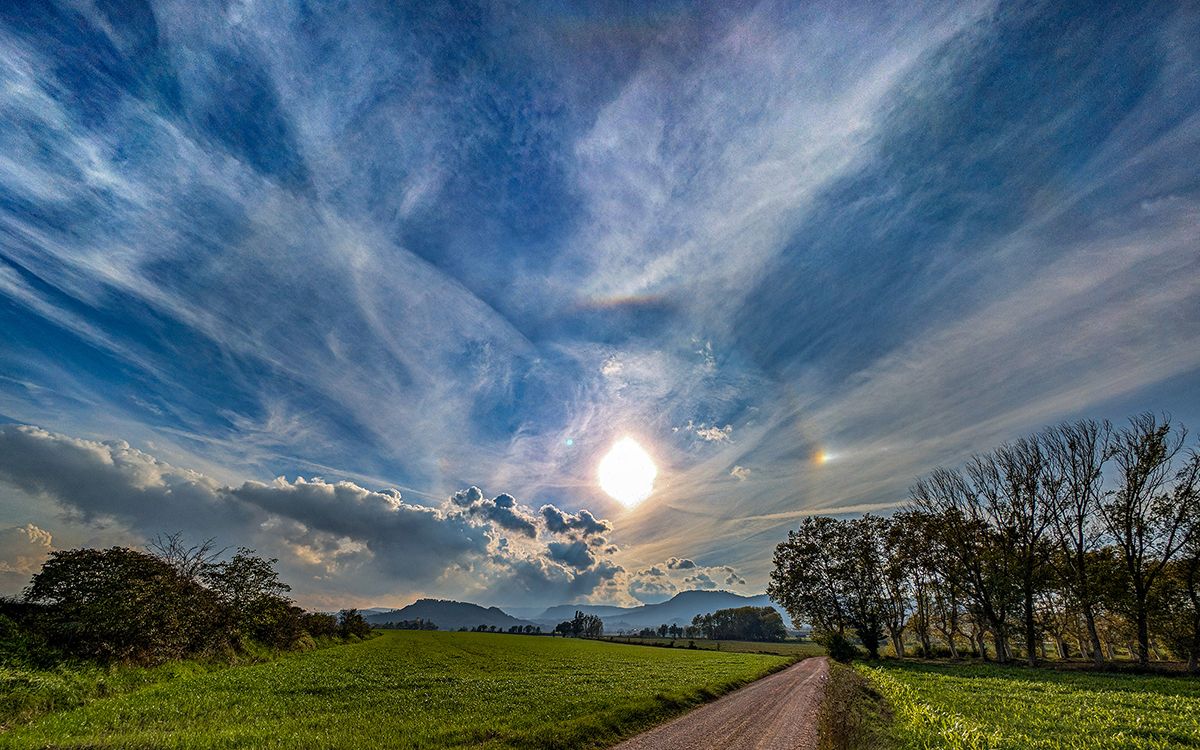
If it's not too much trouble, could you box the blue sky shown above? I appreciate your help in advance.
[0,0,1198,609]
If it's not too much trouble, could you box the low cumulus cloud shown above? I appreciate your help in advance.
[729,465,751,480]
[452,487,538,538]
[540,505,610,537]
[0,424,618,606]
[0,523,53,591]
[624,557,747,603]
[684,572,718,589]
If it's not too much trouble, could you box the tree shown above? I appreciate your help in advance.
[147,532,225,582]
[691,607,785,641]
[912,467,1021,662]
[1098,414,1198,667]
[203,548,295,646]
[1043,419,1111,665]
[570,610,603,638]
[24,547,224,663]
[338,609,371,639]
[840,516,890,659]
[769,517,850,635]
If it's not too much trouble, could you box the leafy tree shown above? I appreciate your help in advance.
[769,516,850,635]
[1098,414,1199,667]
[24,547,224,663]
[338,609,372,639]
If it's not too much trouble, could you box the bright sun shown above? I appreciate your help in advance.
[598,437,657,508]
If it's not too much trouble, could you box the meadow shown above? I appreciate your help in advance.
[859,661,1200,750]
[0,631,793,749]
[599,636,825,658]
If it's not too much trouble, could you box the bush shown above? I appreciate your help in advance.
[23,547,228,664]
[819,632,862,663]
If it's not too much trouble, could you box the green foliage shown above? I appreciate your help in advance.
[691,606,787,641]
[337,609,372,639]
[859,661,1200,749]
[818,631,862,663]
[0,630,789,749]
[23,547,226,664]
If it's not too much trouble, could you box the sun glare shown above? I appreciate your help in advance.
[598,437,657,508]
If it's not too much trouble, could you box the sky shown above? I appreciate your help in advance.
[1,0,1198,611]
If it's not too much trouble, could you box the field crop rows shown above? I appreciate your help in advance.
[0,631,792,749]
[860,661,1200,749]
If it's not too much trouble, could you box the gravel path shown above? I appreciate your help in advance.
[612,656,829,750]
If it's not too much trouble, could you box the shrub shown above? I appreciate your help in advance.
[819,632,862,663]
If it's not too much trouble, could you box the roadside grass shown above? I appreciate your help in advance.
[600,636,825,658]
[817,662,893,750]
[0,630,790,749]
[858,660,1200,749]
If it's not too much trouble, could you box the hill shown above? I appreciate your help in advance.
[363,599,534,631]
[537,591,790,632]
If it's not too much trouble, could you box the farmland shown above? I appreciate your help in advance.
[0,631,792,749]
[599,636,825,658]
[859,661,1200,749]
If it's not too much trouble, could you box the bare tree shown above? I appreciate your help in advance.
[147,532,224,581]
[1043,419,1111,665]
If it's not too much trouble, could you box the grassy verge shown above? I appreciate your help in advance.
[857,660,1200,749]
[0,630,790,749]
[817,662,894,750]
[0,636,359,730]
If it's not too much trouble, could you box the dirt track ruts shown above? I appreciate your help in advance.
[612,656,829,750]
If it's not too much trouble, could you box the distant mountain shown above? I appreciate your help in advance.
[538,603,633,622]
[534,590,791,632]
[364,599,535,631]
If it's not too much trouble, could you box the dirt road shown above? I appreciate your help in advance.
[612,656,829,750]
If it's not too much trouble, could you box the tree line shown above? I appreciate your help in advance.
[769,413,1200,671]
[628,606,786,642]
[0,534,371,666]
[554,610,604,637]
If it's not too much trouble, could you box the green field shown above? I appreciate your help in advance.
[860,661,1200,749]
[0,631,792,749]
[599,636,825,658]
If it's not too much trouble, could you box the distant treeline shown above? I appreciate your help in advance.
[0,534,371,666]
[630,606,786,642]
[554,610,604,637]
[770,413,1200,671]
[375,618,438,630]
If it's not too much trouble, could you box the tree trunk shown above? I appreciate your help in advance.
[1132,609,1152,667]
[1023,586,1038,667]
[993,627,1010,664]
[1083,609,1104,666]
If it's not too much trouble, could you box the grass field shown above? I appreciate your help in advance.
[859,661,1200,749]
[599,636,825,658]
[0,631,793,749]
